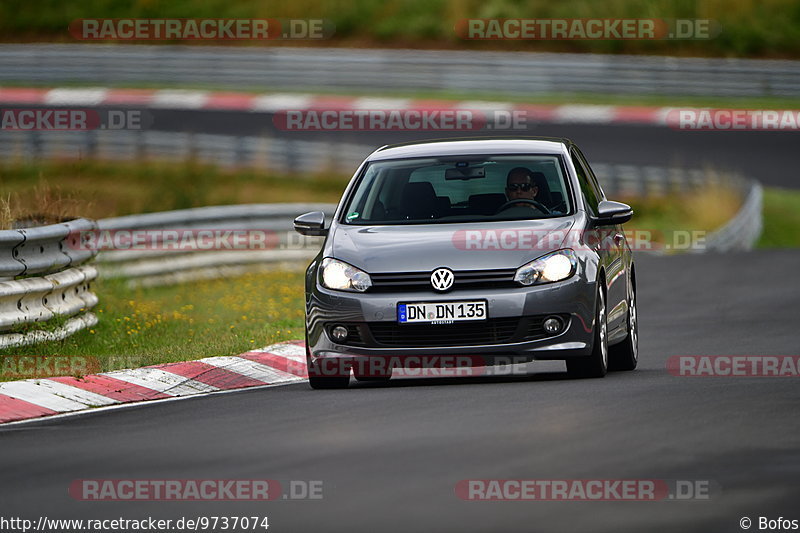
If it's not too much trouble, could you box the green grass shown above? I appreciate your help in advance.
[623,181,744,251]
[2,159,745,237]
[758,187,800,248]
[1,158,748,244]
[0,160,348,222]
[2,0,800,58]
[0,271,306,379]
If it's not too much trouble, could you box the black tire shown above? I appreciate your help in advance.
[308,373,350,389]
[566,285,608,379]
[306,332,350,389]
[353,360,393,382]
[608,277,638,371]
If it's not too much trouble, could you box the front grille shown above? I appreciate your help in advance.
[368,317,521,347]
[369,268,518,293]
[328,314,571,347]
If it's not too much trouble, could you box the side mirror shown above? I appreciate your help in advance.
[595,200,633,226]
[294,211,328,236]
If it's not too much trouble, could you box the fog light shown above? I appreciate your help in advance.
[543,317,563,334]
[331,325,349,341]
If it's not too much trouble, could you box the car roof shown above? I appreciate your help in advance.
[367,137,574,161]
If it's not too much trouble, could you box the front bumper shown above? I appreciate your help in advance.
[306,273,597,366]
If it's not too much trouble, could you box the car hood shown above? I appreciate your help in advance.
[330,217,577,273]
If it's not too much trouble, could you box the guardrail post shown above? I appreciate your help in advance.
[28,131,42,159]
[235,135,248,168]
[82,130,97,159]
[286,139,298,174]
[136,129,146,160]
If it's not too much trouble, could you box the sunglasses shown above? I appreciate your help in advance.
[506,183,536,192]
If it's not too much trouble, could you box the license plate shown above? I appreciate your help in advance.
[398,300,488,324]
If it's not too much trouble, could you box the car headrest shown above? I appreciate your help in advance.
[401,182,438,218]
[530,172,553,205]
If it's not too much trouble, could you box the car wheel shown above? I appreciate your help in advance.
[306,332,350,389]
[308,360,351,389]
[566,285,608,379]
[608,279,638,371]
[308,372,350,389]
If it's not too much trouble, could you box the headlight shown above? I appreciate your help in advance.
[320,258,372,292]
[514,249,577,286]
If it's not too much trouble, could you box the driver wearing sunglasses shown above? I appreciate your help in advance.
[505,167,540,207]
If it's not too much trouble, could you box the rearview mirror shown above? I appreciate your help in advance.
[595,200,633,225]
[445,166,486,180]
[294,211,328,236]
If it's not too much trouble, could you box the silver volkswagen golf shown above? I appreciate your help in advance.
[294,138,638,389]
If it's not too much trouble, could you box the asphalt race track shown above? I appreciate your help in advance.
[2,250,799,533]
[15,103,799,188]
[143,108,799,188]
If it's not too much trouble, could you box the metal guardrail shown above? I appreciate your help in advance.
[0,130,372,177]
[91,170,761,288]
[96,204,334,287]
[706,181,763,252]
[591,162,735,198]
[0,312,98,350]
[0,219,99,348]
[0,218,98,278]
[0,128,751,200]
[1,44,799,97]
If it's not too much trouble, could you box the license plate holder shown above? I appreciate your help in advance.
[397,300,488,324]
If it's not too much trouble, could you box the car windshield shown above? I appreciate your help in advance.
[341,154,572,225]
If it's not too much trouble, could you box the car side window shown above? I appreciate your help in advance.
[574,148,606,202]
[570,150,600,215]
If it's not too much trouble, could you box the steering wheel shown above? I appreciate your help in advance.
[495,199,552,215]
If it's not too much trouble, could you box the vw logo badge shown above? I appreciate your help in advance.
[431,267,455,291]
